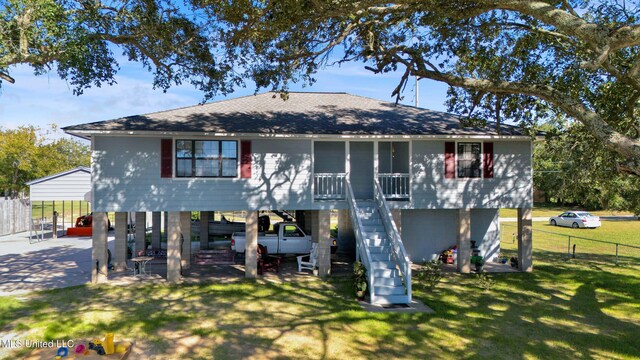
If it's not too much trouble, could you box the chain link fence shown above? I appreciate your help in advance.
[501,223,640,266]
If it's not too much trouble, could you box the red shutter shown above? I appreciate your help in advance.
[483,142,494,178]
[160,139,173,178]
[444,142,455,179]
[241,140,252,178]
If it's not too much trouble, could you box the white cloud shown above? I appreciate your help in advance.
[0,59,451,134]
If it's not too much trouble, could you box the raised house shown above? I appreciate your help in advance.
[63,92,533,305]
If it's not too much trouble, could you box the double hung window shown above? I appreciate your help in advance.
[175,140,238,177]
[457,142,482,178]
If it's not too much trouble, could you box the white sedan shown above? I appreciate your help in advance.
[549,211,601,229]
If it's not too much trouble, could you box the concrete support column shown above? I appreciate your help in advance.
[91,212,109,283]
[113,212,128,271]
[167,212,182,282]
[200,211,210,250]
[135,212,147,253]
[180,211,192,271]
[317,210,331,277]
[151,212,161,249]
[457,209,471,273]
[390,209,402,236]
[244,211,258,278]
[517,207,533,272]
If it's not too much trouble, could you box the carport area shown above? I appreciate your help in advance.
[25,167,93,241]
[94,210,349,284]
[0,228,352,296]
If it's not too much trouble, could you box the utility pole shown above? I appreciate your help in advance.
[414,76,419,107]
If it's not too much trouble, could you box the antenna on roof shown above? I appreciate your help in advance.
[414,76,419,107]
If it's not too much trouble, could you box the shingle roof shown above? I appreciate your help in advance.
[62,92,526,137]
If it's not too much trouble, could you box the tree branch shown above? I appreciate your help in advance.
[411,67,640,175]
[93,33,174,78]
[0,71,15,84]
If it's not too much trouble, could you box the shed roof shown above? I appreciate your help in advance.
[63,92,527,138]
[25,167,90,186]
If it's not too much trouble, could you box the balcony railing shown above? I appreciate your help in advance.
[313,173,346,200]
[377,173,410,200]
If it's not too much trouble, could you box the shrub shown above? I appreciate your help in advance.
[353,261,368,293]
[418,259,443,291]
[476,271,495,291]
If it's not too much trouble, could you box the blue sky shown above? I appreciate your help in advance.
[0,58,450,138]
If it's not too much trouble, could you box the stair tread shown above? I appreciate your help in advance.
[371,294,411,305]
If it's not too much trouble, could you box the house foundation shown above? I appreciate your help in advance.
[113,212,128,271]
[457,209,472,273]
[167,212,182,282]
[518,207,533,272]
[316,210,331,277]
[135,212,146,253]
[244,211,258,278]
[91,212,109,283]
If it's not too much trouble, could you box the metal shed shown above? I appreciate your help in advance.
[26,167,92,239]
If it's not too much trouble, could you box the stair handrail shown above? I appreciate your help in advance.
[373,178,412,302]
[345,177,376,304]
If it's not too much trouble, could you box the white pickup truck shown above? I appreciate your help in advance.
[231,222,312,254]
[232,222,337,254]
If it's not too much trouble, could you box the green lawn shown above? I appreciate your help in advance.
[499,203,635,218]
[1,224,639,359]
[500,221,640,262]
[31,201,92,221]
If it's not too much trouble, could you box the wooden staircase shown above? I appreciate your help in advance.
[356,201,410,305]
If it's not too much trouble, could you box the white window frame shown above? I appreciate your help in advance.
[454,141,484,179]
[172,138,240,179]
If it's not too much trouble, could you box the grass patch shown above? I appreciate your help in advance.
[501,222,640,263]
[500,203,635,218]
[2,224,639,359]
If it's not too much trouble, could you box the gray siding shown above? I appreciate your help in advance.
[401,208,500,262]
[402,209,458,262]
[471,209,500,261]
[30,171,92,201]
[410,140,532,209]
[92,136,531,212]
[92,136,312,212]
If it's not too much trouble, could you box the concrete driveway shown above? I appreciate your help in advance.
[0,231,115,296]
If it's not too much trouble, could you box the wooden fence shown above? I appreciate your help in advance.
[0,198,29,236]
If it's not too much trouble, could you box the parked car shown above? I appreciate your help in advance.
[549,211,601,229]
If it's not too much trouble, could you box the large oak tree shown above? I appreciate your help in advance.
[2,1,639,177]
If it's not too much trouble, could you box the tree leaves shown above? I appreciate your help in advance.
[0,125,89,198]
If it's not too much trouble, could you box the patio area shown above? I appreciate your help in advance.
[0,230,354,296]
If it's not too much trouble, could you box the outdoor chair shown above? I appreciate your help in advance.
[297,243,318,273]
[257,244,280,275]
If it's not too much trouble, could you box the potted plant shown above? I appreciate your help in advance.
[353,261,368,300]
[475,257,485,273]
[510,256,518,268]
